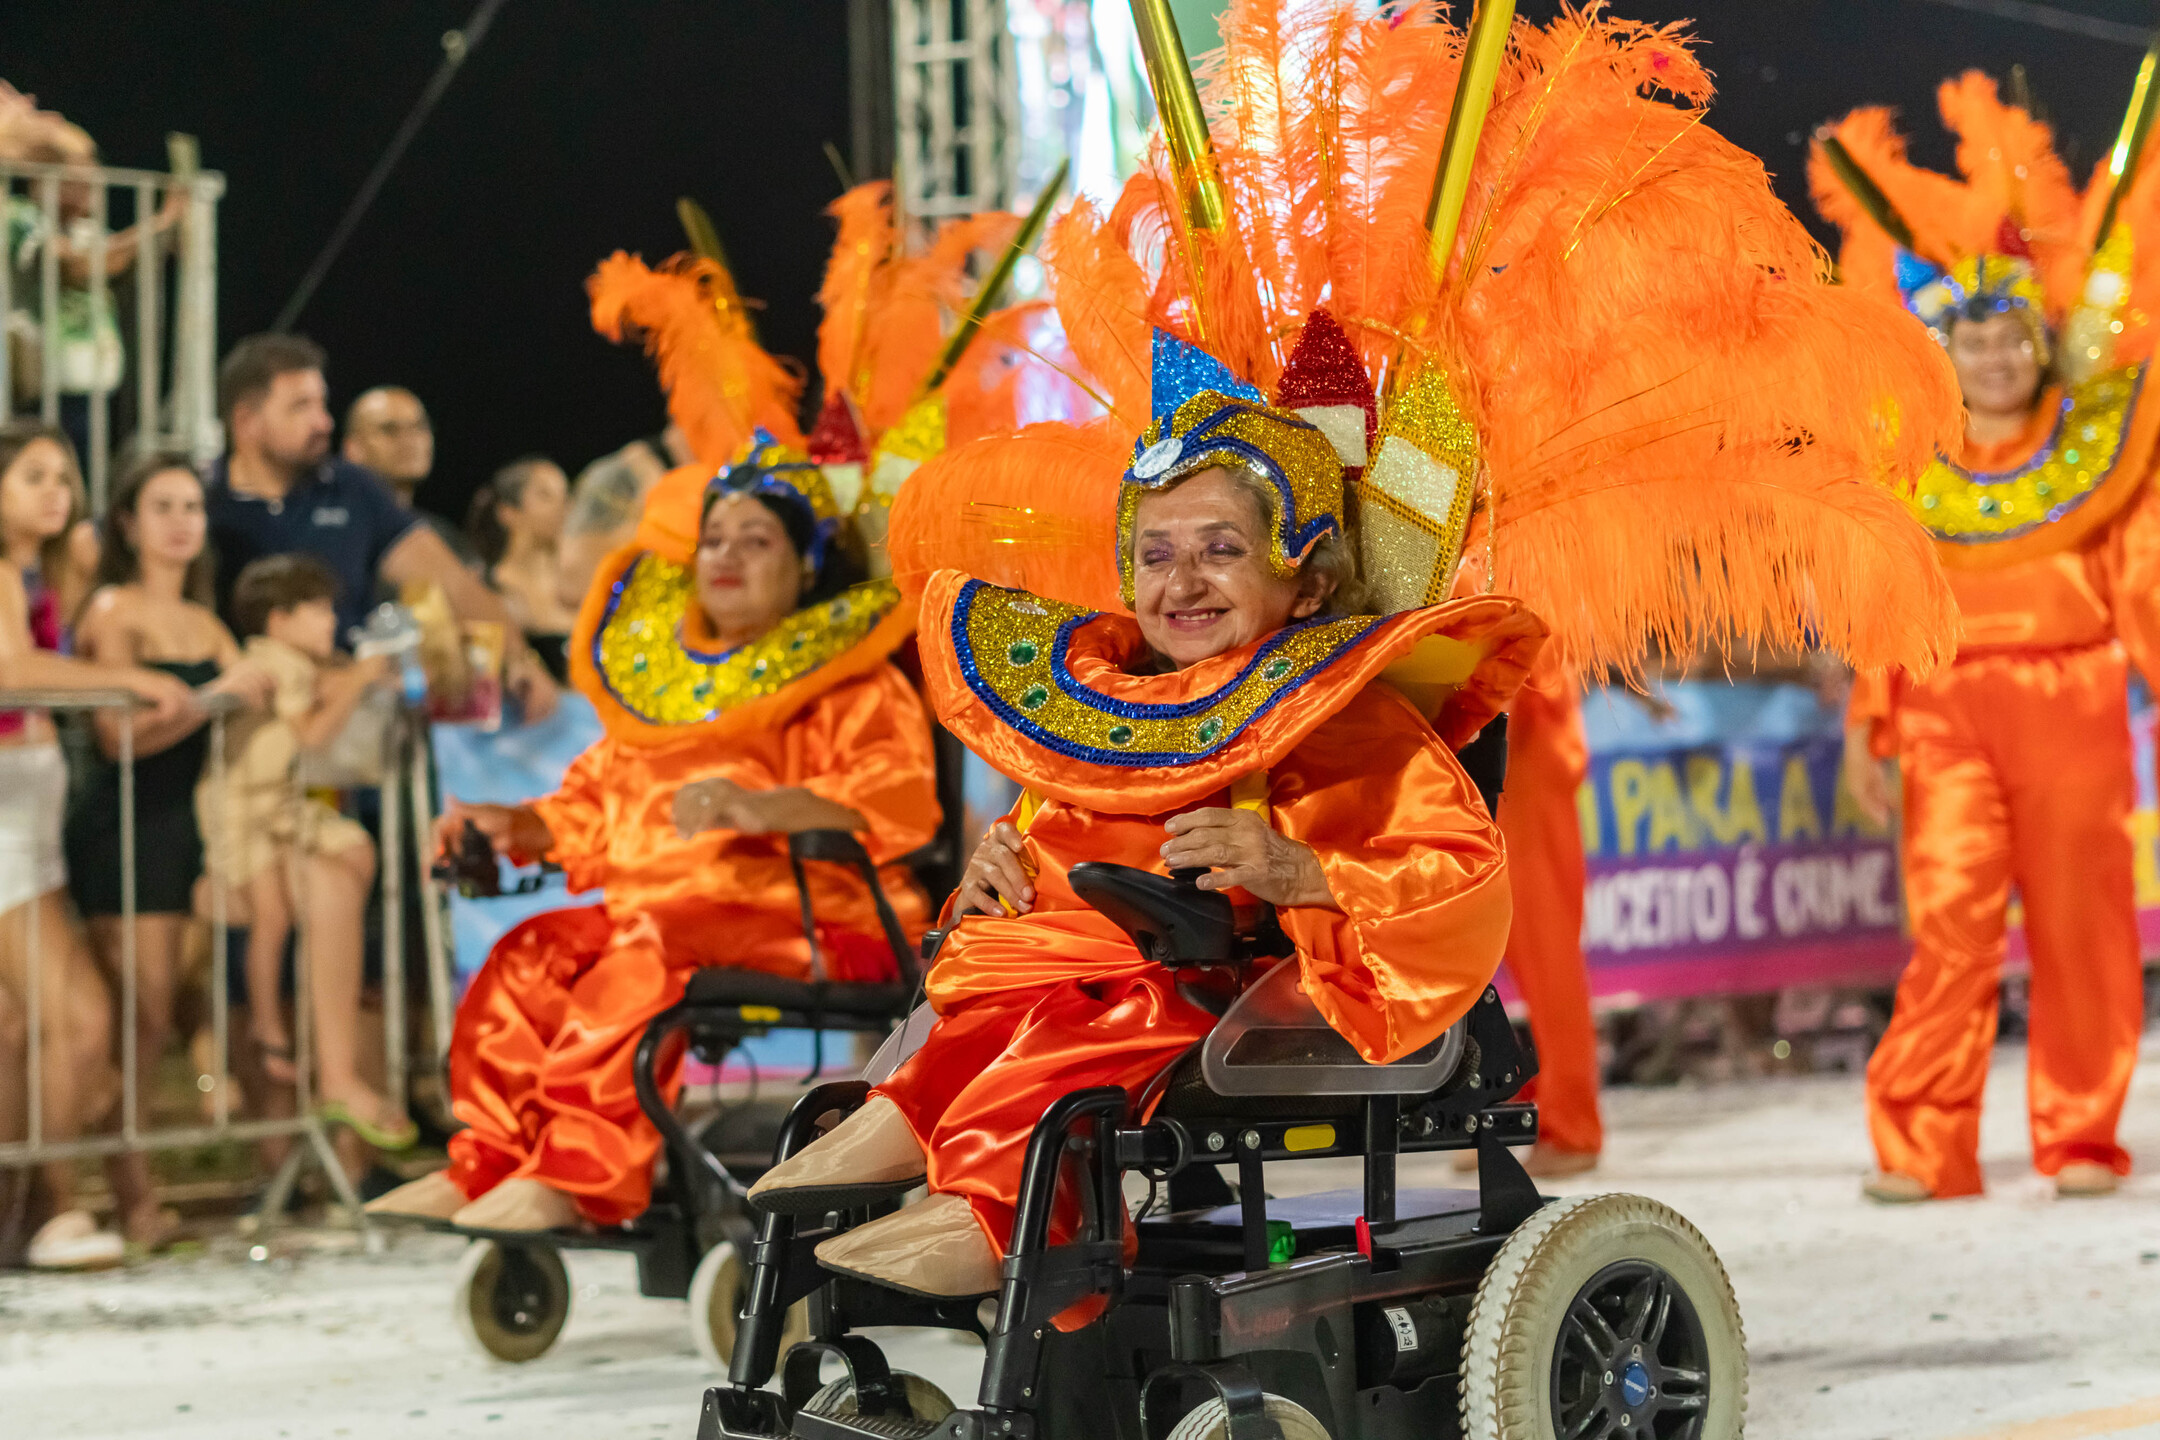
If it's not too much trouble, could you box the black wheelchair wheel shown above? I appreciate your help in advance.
[453,1239,572,1364]
[1459,1194,1746,1440]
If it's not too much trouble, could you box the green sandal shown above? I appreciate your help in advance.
[316,1099,419,1152]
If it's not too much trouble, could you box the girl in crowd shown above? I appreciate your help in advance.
[65,453,276,1248]
[0,422,191,1269]
[370,440,939,1232]
[466,456,576,684]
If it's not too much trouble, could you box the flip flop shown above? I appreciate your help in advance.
[316,1099,419,1152]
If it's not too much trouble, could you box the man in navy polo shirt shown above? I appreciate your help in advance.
[204,333,558,717]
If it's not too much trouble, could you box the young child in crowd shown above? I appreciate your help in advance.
[196,555,413,1149]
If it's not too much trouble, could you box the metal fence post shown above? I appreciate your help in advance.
[118,703,138,1145]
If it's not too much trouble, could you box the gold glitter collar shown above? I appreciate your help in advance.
[587,555,903,729]
[949,578,1385,768]
[1910,365,2145,565]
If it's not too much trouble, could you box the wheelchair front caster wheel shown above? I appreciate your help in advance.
[802,1372,957,1425]
[1166,1393,1331,1440]
[454,1239,571,1363]
[687,1240,811,1373]
[1459,1193,1747,1440]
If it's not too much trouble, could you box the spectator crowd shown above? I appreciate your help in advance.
[0,325,583,1269]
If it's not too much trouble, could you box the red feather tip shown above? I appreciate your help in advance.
[1274,308,1377,445]
[1993,213,2034,260]
[807,390,870,463]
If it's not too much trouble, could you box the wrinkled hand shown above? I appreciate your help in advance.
[953,821,1032,917]
[1841,725,1895,830]
[1161,807,1337,910]
[673,777,760,838]
[434,799,551,863]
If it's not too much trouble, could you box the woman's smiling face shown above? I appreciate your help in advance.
[1129,466,1330,669]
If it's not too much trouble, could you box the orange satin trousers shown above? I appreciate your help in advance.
[1868,645,2143,1195]
[875,910,1215,1256]
[446,898,895,1225]
[1498,677,1603,1155]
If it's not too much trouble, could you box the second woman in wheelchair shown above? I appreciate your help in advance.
[747,332,1544,1301]
[370,439,939,1233]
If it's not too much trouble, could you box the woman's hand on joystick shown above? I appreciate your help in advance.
[1161,807,1338,910]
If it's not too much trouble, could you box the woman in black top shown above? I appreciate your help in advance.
[66,453,273,1247]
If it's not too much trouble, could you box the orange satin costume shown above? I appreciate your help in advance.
[872,570,1541,1255]
[1497,657,1602,1157]
[1852,406,2159,1195]
[446,664,939,1223]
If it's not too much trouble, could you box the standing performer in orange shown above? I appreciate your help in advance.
[1815,72,2160,1201]
[1495,657,1602,1172]
[741,1,1960,1293]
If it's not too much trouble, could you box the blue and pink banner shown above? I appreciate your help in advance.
[1551,679,2160,1004]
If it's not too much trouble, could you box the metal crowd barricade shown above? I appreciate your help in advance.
[0,155,225,507]
[0,689,455,1243]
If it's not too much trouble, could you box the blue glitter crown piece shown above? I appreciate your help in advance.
[1150,329,1263,425]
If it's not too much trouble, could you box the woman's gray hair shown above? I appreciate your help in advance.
[1189,462,1369,616]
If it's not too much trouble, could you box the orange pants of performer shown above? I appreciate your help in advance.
[1498,673,1603,1156]
[1868,645,2143,1195]
[876,910,1214,1257]
[446,898,897,1225]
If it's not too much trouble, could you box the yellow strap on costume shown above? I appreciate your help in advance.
[1229,769,1272,825]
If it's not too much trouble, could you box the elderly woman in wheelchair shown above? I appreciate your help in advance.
[747,328,1543,1297]
[370,437,939,1233]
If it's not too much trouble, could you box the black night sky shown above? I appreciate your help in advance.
[5,0,2155,524]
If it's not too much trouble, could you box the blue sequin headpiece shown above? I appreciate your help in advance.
[705,428,844,578]
[1117,330,1344,606]
[1897,247,2051,362]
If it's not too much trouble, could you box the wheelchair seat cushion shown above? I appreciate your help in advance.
[680,967,912,1019]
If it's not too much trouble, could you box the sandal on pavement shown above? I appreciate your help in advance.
[27,1210,125,1271]
[2055,1161,2119,1198]
[1862,1171,1932,1204]
[316,1098,419,1152]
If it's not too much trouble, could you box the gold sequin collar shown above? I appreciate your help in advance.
[589,555,902,728]
[1910,365,2142,552]
[949,578,1386,768]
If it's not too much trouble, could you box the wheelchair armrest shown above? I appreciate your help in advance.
[1069,861,1241,967]
[788,828,873,865]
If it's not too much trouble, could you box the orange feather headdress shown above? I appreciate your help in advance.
[893,1,1962,678]
[587,251,805,468]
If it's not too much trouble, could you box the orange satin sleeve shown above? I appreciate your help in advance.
[789,663,942,865]
[529,740,619,889]
[1269,683,1513,1065]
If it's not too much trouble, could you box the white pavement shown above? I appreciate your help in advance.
[5,1042,2160,1440]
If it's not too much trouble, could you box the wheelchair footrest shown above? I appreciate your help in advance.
[794,1412,945,1440]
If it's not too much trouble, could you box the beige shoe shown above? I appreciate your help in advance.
[1521,1144,1599,1180]
[748,1094,927,1216]
[1862,1171,1932,1204]
[2055,1161,2119,1198]
[450,1178,582,1233]
[365,1170,468,1221]
[813,1192,1000,1299]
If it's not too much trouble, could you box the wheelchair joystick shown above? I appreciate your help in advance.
[431,819,502,899]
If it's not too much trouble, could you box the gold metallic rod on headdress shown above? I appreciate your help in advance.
[1129,0,1225,342]
[677,196,759,339]
[1815,134,1918,253]
[2093,33,2160,249]
[1424,0,1516,280]
[916,158,1071,399]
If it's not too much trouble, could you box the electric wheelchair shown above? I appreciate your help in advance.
[432,730,969,1371]
[693,720,1749,1440]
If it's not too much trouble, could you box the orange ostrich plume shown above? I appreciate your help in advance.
[588,251,804,465]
